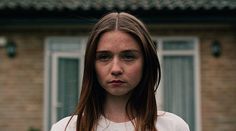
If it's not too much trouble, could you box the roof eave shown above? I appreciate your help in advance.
[0,7,235,28]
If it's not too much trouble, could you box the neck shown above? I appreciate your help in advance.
[104,93,130,122]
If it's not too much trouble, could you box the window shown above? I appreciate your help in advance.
[44,37,86,131]
[154,37,201,131]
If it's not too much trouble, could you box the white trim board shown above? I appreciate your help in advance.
[153,36,201,131]
[43,36,86,131]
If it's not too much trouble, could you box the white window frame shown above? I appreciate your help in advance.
[51,52,84,123]
[153,36,201,131]
[43,37,86,131]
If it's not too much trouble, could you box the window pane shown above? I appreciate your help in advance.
[163,56,195,131]
[163,40,194,50]
[49,38,82,52]
[57,58,79,120]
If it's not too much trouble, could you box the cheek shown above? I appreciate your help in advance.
[95,64,107,83]
[127,63,143,84]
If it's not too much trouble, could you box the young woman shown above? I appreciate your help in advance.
[51,12,190,131]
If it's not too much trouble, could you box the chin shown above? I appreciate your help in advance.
[107,90,132,97]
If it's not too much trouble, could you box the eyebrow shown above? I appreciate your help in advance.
[121,50,141,54]
[96,50,141,53]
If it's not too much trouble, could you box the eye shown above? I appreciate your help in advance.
[121,52,137,61]
[96,53,112,62]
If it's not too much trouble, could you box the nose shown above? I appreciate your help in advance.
[111,57,123,76]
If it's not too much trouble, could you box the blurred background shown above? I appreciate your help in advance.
[0,0,235,131]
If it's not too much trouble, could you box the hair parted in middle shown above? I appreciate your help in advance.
[69,12,161,131]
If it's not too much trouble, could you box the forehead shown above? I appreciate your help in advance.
[96,31,141,51]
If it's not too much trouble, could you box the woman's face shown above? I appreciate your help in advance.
[95,31,143,97]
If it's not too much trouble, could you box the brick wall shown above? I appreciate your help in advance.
[200,27,236,131]
[0,25,235,131]
[0,30,44,131]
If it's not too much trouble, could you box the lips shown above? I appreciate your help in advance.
[109,80,125,83]
[108,80,125,86]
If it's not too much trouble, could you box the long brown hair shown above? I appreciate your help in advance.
[67,12,161,131]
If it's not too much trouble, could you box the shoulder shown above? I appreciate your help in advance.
[50,116,77,131]
[156,111,190,131]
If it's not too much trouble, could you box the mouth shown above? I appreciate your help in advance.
[108,80,126,86]
[108,80,125,84]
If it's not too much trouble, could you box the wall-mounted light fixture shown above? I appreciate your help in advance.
[0,37,17,58]
[211,40,221,58]
[6,41,17,58]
